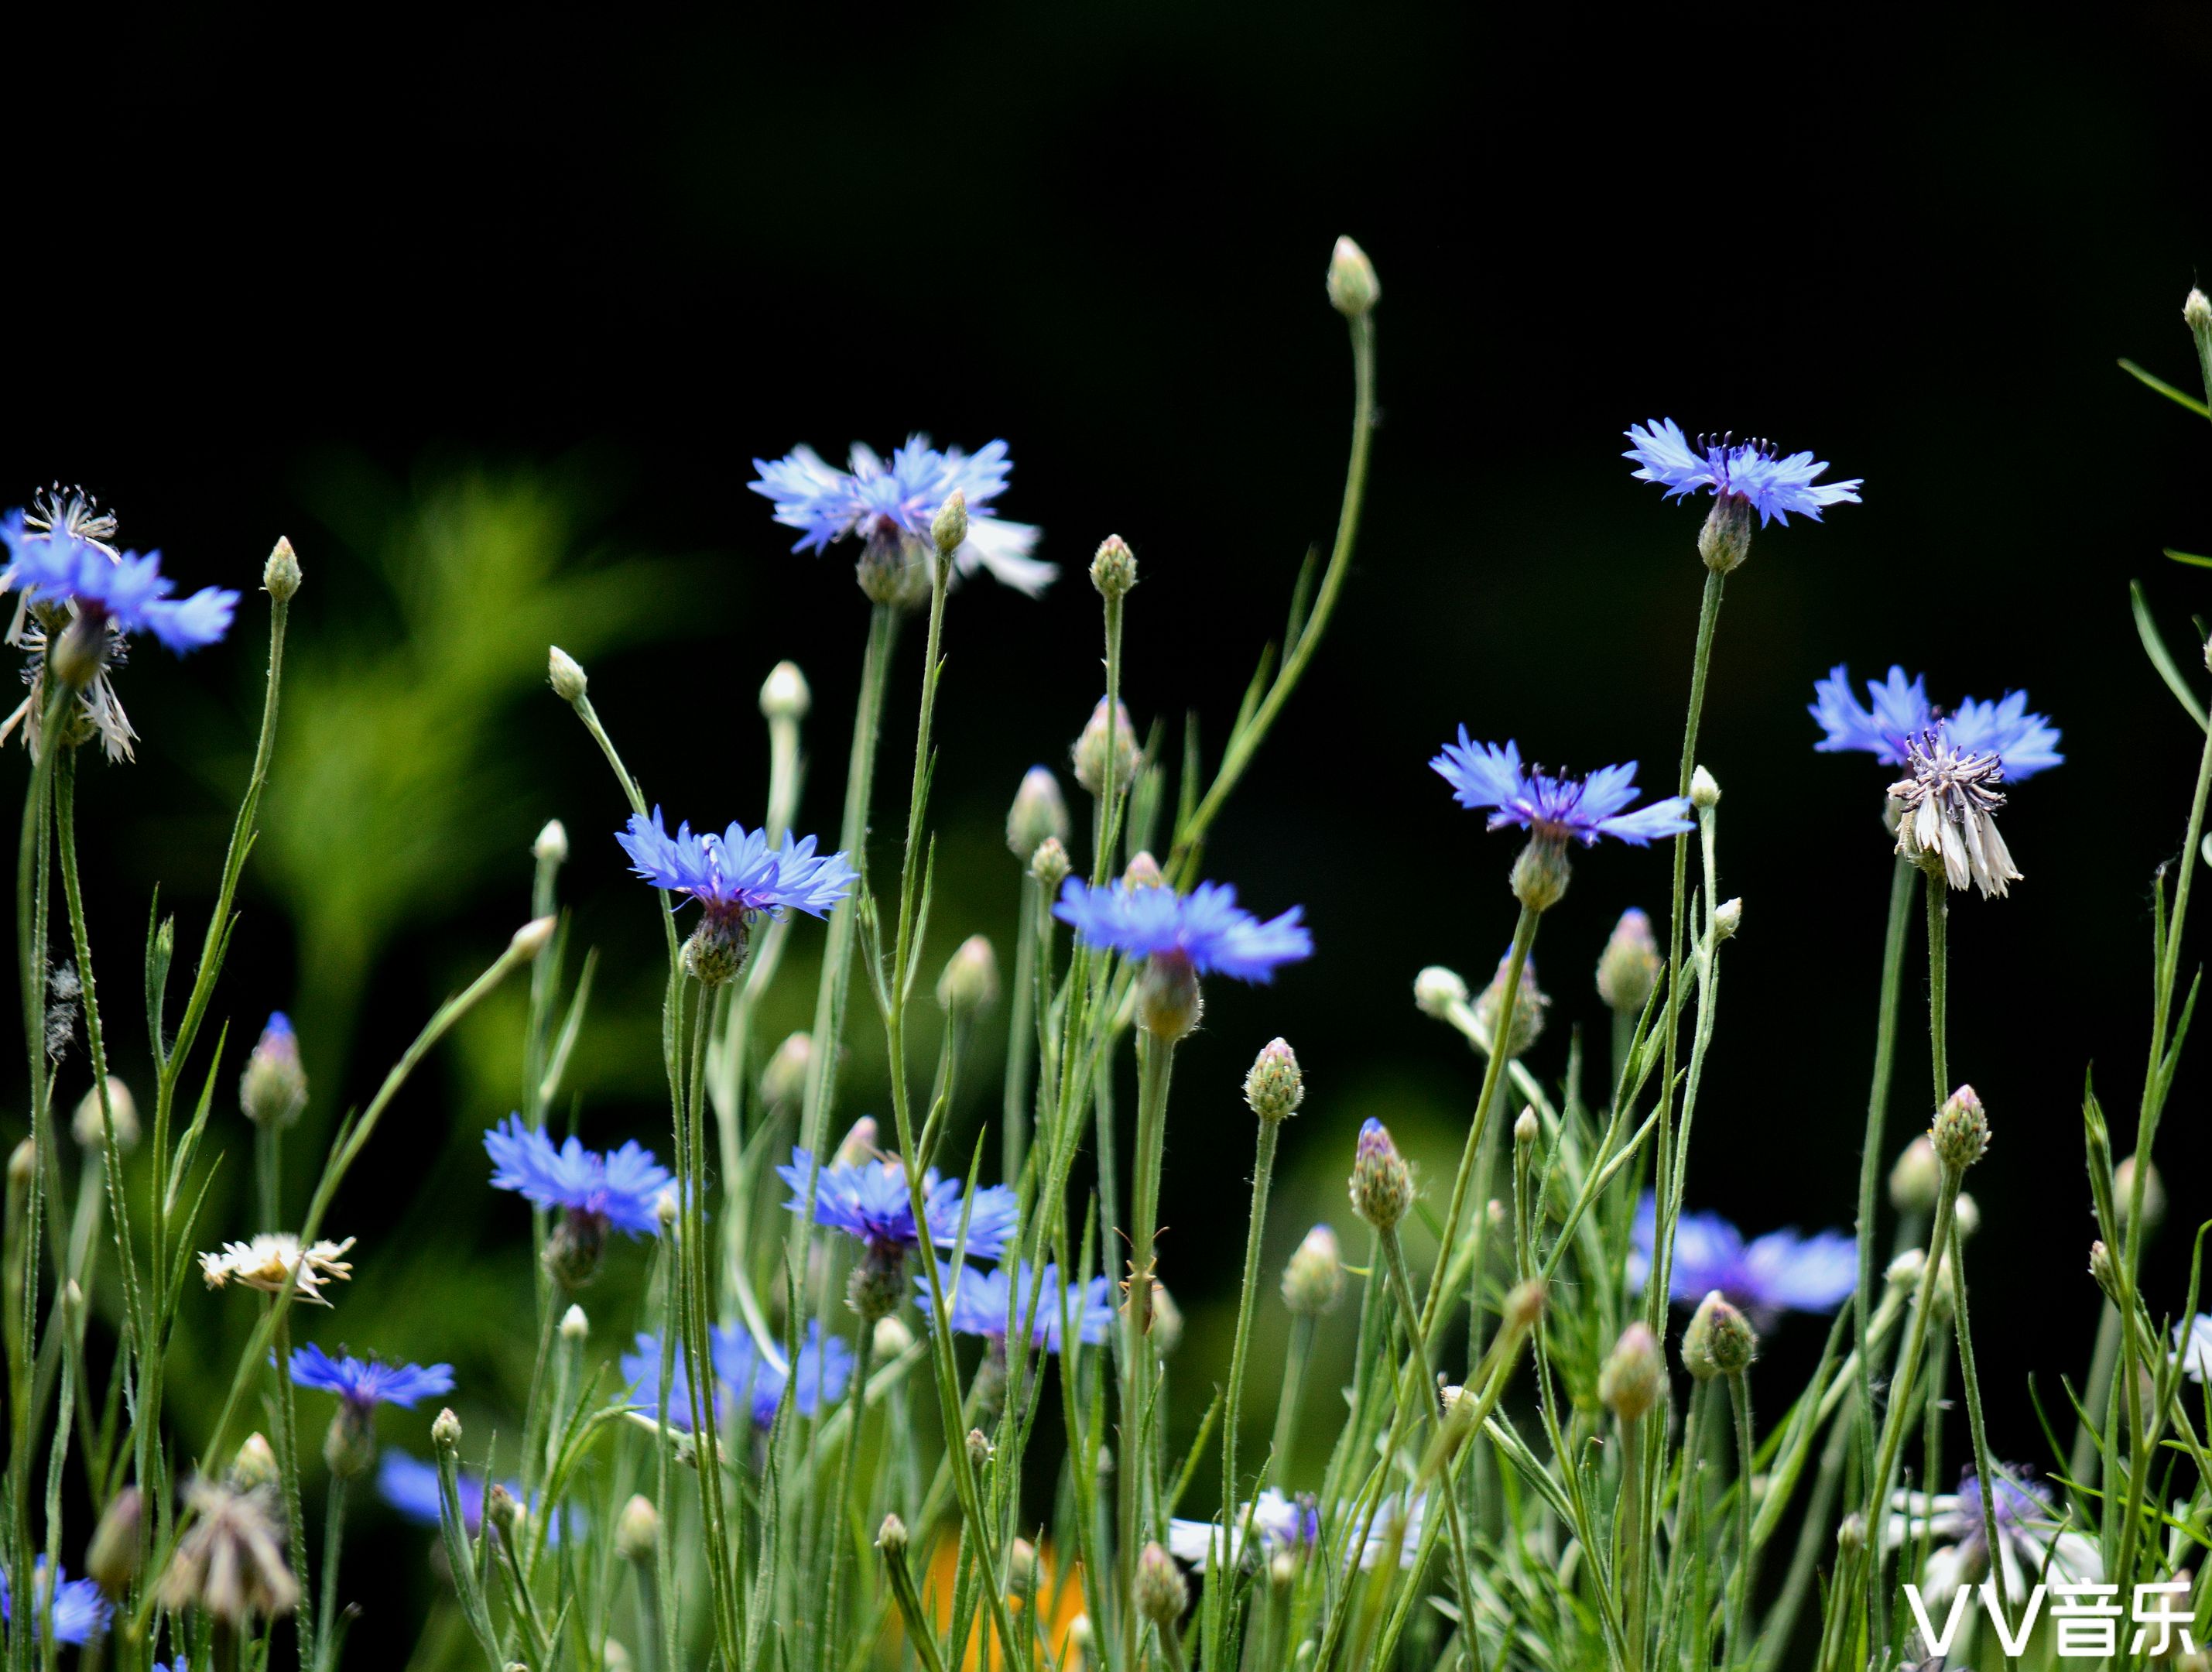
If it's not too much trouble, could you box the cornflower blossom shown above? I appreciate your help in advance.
[199,1234,355,1306]
[1167,1490,1322,1572]
[484,1115,671,1237]
[621,1322,854,1431]
[1628,1194,1856,1324]
[617,809,856,924]
[375,1453,552,1543]
[1430,735,1694,848]
[1623,419,1863,527]
[0,499,237,653]
[1885,1468,2098,1604]
[917,1262,1115,1353]
[778,1146,1017,1262]
[0,1560,111,1645]
[2173,1314,2212,1381]
[287,1345,454,1412]
[1810,664,2063,779]
[749,435,1053,595]
[1053,879,1313,982]
[1889,731,2021,899]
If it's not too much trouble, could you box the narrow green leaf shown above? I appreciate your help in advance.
[2131,580,2208,732]
[2120,358,2212,419]
[2168,549,2212,569]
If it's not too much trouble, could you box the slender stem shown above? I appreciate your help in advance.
[1264,1314,1316,1490]
[316,1474,348,1672]
[1620,1415,1648,1672]
[1727,1371,1757,1663]
[1943,1206,2008,1663]
[1002,874,1039,1185]
[1853,857,1916,1507]
[1121,1030,1177,1628]
[1205,1116,1279,1669]
[269,1309,312,1672]
[1925,869,1949,1107]
[819,1324,878,1672]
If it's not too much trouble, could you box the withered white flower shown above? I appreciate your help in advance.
[199,1233,356,1306]
[1888,731,2020,899]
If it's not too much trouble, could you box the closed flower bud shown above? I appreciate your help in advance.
[967,1427,995,1470]
[1510,837,1573,913]
[936,935,1000,1015]
[1325,235,1381,318]
[560,1303,590,1342]
[1244,1038,1304,1123]
[834,1115,879,1168]
[759,660,810,722]
[73,1076,139,1151]
[1888,1136,1940,1214]
[1136,954,1203,1042]
[1513,1107,1539,1147]
[1698,494,1756,574]
[1349,1119,1413,1232]
[1124,851,1165,892]
[263,536,303,603]
[761,1032,813,1108]
[604,1643,634,1672]
[1930,1084,1990,1173]
[1681,1290,1756,1379]
[1135,1541,1190,1625]
[1837,1512,1867,1555]
[2117,1153,2166,1231]
[1598,1322,1662,1422]
[1089,534,1138,600]
[1505,1278,1548,1331]
[615,1493,659,1562]
[847,1245,906,1322]
[1151,1284,1184,1356]
[1072,697,1139,797]
[1690,766,1721,809]
[548,645,588,702]
[1413,965,1469,1019]
[1885,1249,1927,1296]
[655,1190,680,1231]
[9,1138,34,1191]
[2089,1239,2120,1299]
[512,916,558,960]
[1474,951,1549,1060]
[546,1206,608,1290]
[1007,1537,1039,1591]
[533,819,569,865]
[324,1403,377,1479]
[1712,898,1743,940]
[240,1014,309,1129]
[877,1513,909,1557]
[1595,909,1661,1016]
[230,1432,281,1492]
[2187,288,2212,335]
[431,1408,463,1452]
[931,489,969,557]
[1951,1192,1980,1241]
[1282,1224,1344,1316]
[1007,766,1071,862]
[873,1314,916,1360]
[1029,835,1071,893]
[485,1483,521,1538]
[87,1486,146,1595]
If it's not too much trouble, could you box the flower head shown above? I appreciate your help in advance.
[749,436,1053,595]
[484,1114,671,1238]
[0,1560,112,1645]
[1885,1467,2097,1604]
[1052,878,1311,982]
[0,503,237,653]
[1810,665,2062,780]
[240,1012,309,1129]
[199,1235,354,1306]
[919,1262,1115,1354]
[1628,1194,1855,1324]
[1167,1490,1323,1572]
[1889,732,2020,898]
[1432,733,1693,848]
[158,1479,297,1623]
[777,1146,1016,1261]
[1623,420,1862,527]
[618,808,855,924]
[287,1344,454,1413]
[621,1321,854,1431]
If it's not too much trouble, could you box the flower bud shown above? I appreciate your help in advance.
[432,1409,463,1452]
[1281,1224,1344,1316]
[73,1076,139,1152]
[230,1432,281,1492]
[2187,287,2212,336]
[1325,236,1381,318]
[239,1014,309,1129]
[1007,1537,1039,1592]
[761,1032,813,1108]
[1505,1278,1548,1331]
[1698,494,1756,574]
[1712,898,1743,940]
[1513,1107,1539,1147]
[560,1303,590,1343]
[87,1486,146,1595]
[1885,1249,1927,1296]
[1888,1135,1940,1214]
[1007,766,1071,863]
[1349,1119,1413,1232]
[2117,1153,2166,1232]
[615,1494,659,1562]
[877,1513,909,1557]
[1510,837,1573,913]
[1412,965,1468,1019]
[759,660,810,722]
[834,1115,879,1168]
[548,646,588,702]
[1124,851,1165,891]
[512,916,558,960]
[1072,697,1139,797]
[1951,1192,1980,1242]
[873,1314,916,1360]
[2090,1239,2120,1300]
[1030,835,1072,893]
[847,1245,906,1322]
[936,935,1000,1015]
[967,1427,995,1470]
[931,489,969,557]
[1684,769,1717,812]
[485,1484,521,1538]
[546,1205,608,1290]
[1598,1322,1662,1422]
[1681,1290,1757,1379]
[680,913,748,986]
[1595,909,1660,1016]
[604,1642,635,1672]
[1090,534,1138,601]
[1134,1541,1190,1626]
[1136,954,1202,1042]
[656,1190,680,1231]
[532,819,569,865]
[324,1403,378,1480]
[1474,951,1549,1060]
[1930,1084,1990,1173]
[1837,1512,1867,1556]
[1244,1038,1304,1123]
[1151,1284,1184,1356]
[263,536,303,603]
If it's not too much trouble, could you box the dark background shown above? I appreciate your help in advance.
[9,5,2212,1657]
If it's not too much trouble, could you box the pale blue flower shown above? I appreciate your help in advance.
[0,1560,111,1644]
[618,808,856,923]
[1810,665,2062,779]
[1053,879,1311,982]
[1628,1194,1856,1320]
[0,509,236,652]
[1624,419,1862,526]
[919,1262,1115,1352]
[1431,733,1693,847]
[288,1344,454,1412]
[621,1322,854,1430]
[777,1146,1016,1261]
[375,1452,565,1544]
[484,1114,671,1236]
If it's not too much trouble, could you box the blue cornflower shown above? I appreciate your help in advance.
[1052,879,1313,983]
[0,508,237,653]
[618,809,856,925]
[1810,665,2063,780]
[748,436,1053,595]
[1623,419,1862,527]
[287,1344,454,1412]
[375,1452,553,1542]
[485,1114,671,1237]
[777,1146,1016,1262]
[0,1560,111,1645]
[1628,1194,1856,1322]
[1432,733,1693,848]
[621,1321,854,1431]
[919,1262,1116,1353]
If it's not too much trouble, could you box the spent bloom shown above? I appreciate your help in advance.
[1810,665,2063,779]
[485,1115,671,1238]
[621,1322,854,1431]
[1623,419,1863,528]
[1053,879,1312,982]
[287,1345,454,1413]
[748,435,1052,595]
[1628,1194,1855,1324]
[1890,732,2021,899]
[918,1262,1115,1353]
[778,1146,1016,1262]
[200,1235,355,1306]
[0,1560,111,1646]
[1885,1468,2098,1605]
[1432,735,1694,849]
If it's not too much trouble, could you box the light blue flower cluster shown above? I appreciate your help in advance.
[1623,419,1863,526]
[1810,665,2063,779]
[1431,733,1693,848]
[1053,878,1312,982]
[748,436,1053,594]
[0,1559,110,1646]
[621,1322,854,1431]
[1628,1194,1857,1321]
[920,1261,1115,1354]
[485,1114,673,1237]
[779,1147,1018,1261]
[288,1344,455,1412]
[0,509,236,653]
[618,809,856,924]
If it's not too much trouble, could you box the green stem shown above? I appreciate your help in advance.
[1944,1206,2008,1665]
[1121,1030,1177,1633]
[1853,857,1916,1513]
[1264,1314,1316,1491]
[1620,1414,1648,1672]
[818,1323,878,1672]
[1727,1371,1757,1664]
[1204,1117,1280,1670]
[315,1473,348,1672]
[1925,869,1948,1107]
[268,1308,311,1672]
[1002,874,1039,1185]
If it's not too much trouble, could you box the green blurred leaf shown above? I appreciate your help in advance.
[2119,358,2212,419]
[2131,579,2208,732]
[2167,548,2212,568]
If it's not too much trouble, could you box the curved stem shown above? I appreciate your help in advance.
[1853,858,1916,1508]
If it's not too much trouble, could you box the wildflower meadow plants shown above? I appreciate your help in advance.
[12,238,2212,1672]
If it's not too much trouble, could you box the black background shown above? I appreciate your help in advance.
[10,5,2212,1657]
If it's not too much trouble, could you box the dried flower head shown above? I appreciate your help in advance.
[159,1478,298,1622]
[1890,732,2020,898]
